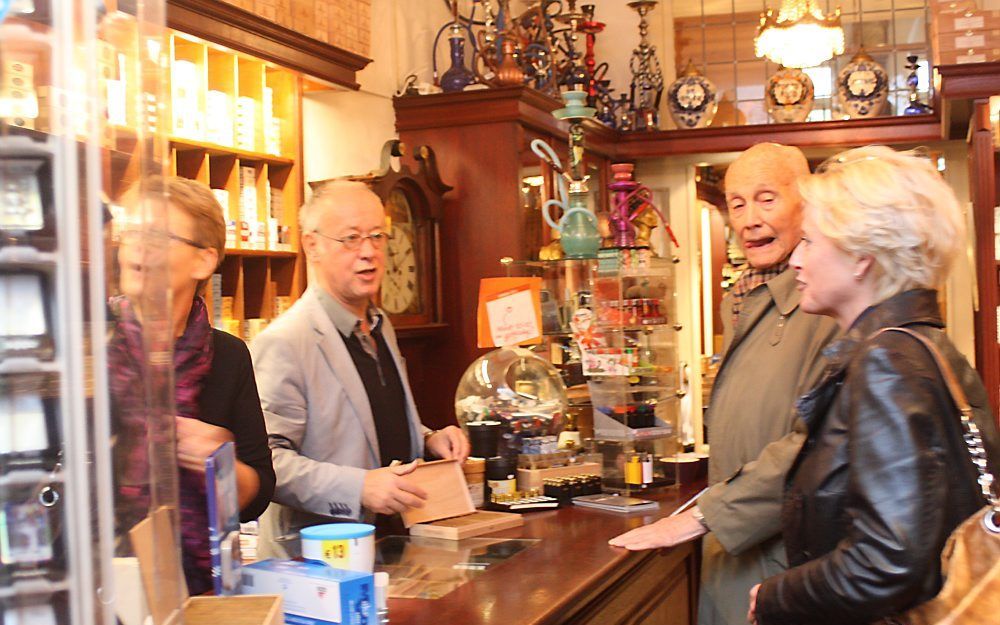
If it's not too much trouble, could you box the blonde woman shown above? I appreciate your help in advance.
[748,146,1000,625]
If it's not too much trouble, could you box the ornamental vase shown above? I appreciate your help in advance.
[766,67,814,124]
[667,60,717,129]
[836,49,889,119]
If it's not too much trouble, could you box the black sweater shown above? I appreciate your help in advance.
[198,329,275,521]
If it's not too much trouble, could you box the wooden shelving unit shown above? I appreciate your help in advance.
[13,12,310,339]
[162,30,305,339]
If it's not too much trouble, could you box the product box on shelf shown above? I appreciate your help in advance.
[0,86,39,120]
[1,62,33,91]
[936,46,1000,63]
[930,0,1000,63]
[937,28,1000,51]
[933,8,1000,32]
[2,59,34,84]
[241,559,377,625]
[171,60,203,140]
[206,90,234,147]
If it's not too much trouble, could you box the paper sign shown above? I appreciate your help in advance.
[477,277,543,348]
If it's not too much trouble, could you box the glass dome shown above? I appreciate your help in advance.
[455,347,568,458]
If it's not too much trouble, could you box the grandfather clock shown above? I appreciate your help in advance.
[311,140,451,332]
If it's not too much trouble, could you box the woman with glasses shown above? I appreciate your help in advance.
[110,176,275,594]
[746,146,1000,624]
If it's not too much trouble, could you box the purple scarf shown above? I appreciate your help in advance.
[109,295,215,595]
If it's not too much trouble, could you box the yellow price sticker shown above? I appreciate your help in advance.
[321,539,349,562]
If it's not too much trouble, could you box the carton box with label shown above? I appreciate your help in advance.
[241,559,377,625]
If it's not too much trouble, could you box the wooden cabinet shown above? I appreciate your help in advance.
[939,63,1000,421]
[393,87,613,428]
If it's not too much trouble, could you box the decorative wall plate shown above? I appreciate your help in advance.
[766,67,814,124]
[836,49,888,119]
[667,60,717,129]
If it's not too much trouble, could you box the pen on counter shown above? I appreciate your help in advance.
[669,487,709,517]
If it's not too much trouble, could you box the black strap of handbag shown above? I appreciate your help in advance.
[872,327,999,532]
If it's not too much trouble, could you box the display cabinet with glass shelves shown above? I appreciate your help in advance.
[1,3,183,625]
[502,247,685,496]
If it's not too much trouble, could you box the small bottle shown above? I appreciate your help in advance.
[641,453,654,484]
[375,571,389,624]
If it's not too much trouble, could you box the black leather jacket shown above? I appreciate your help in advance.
[756,289,1000,625]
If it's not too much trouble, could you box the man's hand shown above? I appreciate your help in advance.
[425,426,471,463]
[747,583,760,624]
[362,460,428,515]
[607,508,708,550]
[176,416,234,473]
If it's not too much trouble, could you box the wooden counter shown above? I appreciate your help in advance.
[388,480,705,625]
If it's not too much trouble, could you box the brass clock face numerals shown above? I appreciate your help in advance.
[381,224,418,314]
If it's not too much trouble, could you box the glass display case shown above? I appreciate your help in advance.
[1,3,176,625]
[454,347,568,462]
[502,247,684,496]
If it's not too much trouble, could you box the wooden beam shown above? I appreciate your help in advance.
[615,114,942,158]
[937,62,1000,100]
[394,87,618,157]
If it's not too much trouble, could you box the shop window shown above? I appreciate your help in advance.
[671,0,932,126]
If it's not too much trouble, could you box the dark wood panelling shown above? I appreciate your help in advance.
[394,118,551,427]
[969,100,1000,416]
[937,62,1000,100]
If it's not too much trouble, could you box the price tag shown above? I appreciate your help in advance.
[321,539,349,564]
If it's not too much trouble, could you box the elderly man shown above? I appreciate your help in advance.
[252,180,469,554]
[610,143,839,625]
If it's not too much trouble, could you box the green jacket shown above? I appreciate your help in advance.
[696,267,840,625]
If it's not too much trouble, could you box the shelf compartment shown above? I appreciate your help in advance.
[170,137,293,165]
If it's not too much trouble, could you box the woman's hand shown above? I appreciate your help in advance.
[747,584,760,625]
[175,416,234,472]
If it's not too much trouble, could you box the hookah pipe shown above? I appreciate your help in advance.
[609,167,679,248]
[432,1,479,89]
[509,3,557,92]
[578,4,605,105]
[529,139,596,233]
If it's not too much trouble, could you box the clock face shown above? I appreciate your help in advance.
[380,224,418,315]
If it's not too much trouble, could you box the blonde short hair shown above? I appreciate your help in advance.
[125,176,226,265]
[800,146,965,301]
[122,176,226,295]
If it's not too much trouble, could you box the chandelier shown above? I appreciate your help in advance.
[755,0,845,68]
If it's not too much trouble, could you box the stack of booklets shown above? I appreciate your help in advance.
[572,493,659,513]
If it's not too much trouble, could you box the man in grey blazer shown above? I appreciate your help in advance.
[251,180,469,556]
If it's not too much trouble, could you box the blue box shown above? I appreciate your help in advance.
[241,559,376,625]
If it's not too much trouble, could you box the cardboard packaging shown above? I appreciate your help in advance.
[936,46,1000,63]
[241,559,377,625]
[933,9,1000,33]
[936,27,1000,49]
[130,508,282,625]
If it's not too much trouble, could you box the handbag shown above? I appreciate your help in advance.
[872,328,1000,625]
